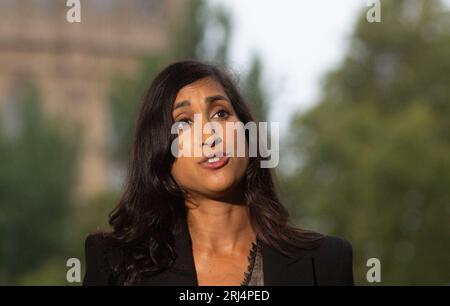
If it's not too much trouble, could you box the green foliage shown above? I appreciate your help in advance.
[109,55,167,163]
[0,83,79,284]
[281,0,450,284]
[108,0,268,166]
[243,55,268,122]
[17,257,74,286]
[171,0,207,60]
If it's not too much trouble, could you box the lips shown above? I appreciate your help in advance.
[198,151,230,169]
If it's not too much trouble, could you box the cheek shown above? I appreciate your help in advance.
[232,155,249,181]
[176,131,195,157]
[171,157,199,188]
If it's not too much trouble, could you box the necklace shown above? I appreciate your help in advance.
[240,239,259,286]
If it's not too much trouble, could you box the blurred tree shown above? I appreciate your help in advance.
[109,0,207,166]
[109,55,166,164]
[108,0,269,166]
[172,0,207,60]
[243,54,268,122]
[281,0,450,284]
[197,3,232,66]
[0,83,79,284]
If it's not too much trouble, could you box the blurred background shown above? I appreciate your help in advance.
[0,0,449,285]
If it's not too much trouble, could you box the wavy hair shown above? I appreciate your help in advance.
[106,60,324,285]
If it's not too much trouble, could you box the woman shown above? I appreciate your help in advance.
[83,60,354,286]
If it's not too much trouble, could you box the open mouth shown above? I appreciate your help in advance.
[198,152,230,169]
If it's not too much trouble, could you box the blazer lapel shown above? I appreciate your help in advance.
[259,240,316,286]
[140,220,316,286]
[140,219,198,286]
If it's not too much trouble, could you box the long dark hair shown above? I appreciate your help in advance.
[107,60,324,285]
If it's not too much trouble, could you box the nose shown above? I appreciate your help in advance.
[202,128,222,148]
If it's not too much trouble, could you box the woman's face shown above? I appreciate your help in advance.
[170,77,249,200]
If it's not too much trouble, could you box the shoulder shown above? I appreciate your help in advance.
[85,232,106,250]
[314,235,353,258]
[83,233,124,285]
[84,233,111,260]
[308,234,354,285]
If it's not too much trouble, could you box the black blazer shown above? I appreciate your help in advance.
[83,222,354,286]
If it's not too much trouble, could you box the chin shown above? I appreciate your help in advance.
[201,177,237,195]
[204,181,234,194]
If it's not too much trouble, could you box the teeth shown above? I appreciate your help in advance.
[207,157,220,163]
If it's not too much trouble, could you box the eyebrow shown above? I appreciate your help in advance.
[173,94,229,111]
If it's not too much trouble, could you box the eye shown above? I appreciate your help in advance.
[212,109,230,119]
[174,118,192,130]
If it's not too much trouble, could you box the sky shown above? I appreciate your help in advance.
[208,0,373,134]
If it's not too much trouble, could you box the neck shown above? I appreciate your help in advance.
[186,194,256,256]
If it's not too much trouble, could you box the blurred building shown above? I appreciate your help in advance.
[0,0,187,198]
